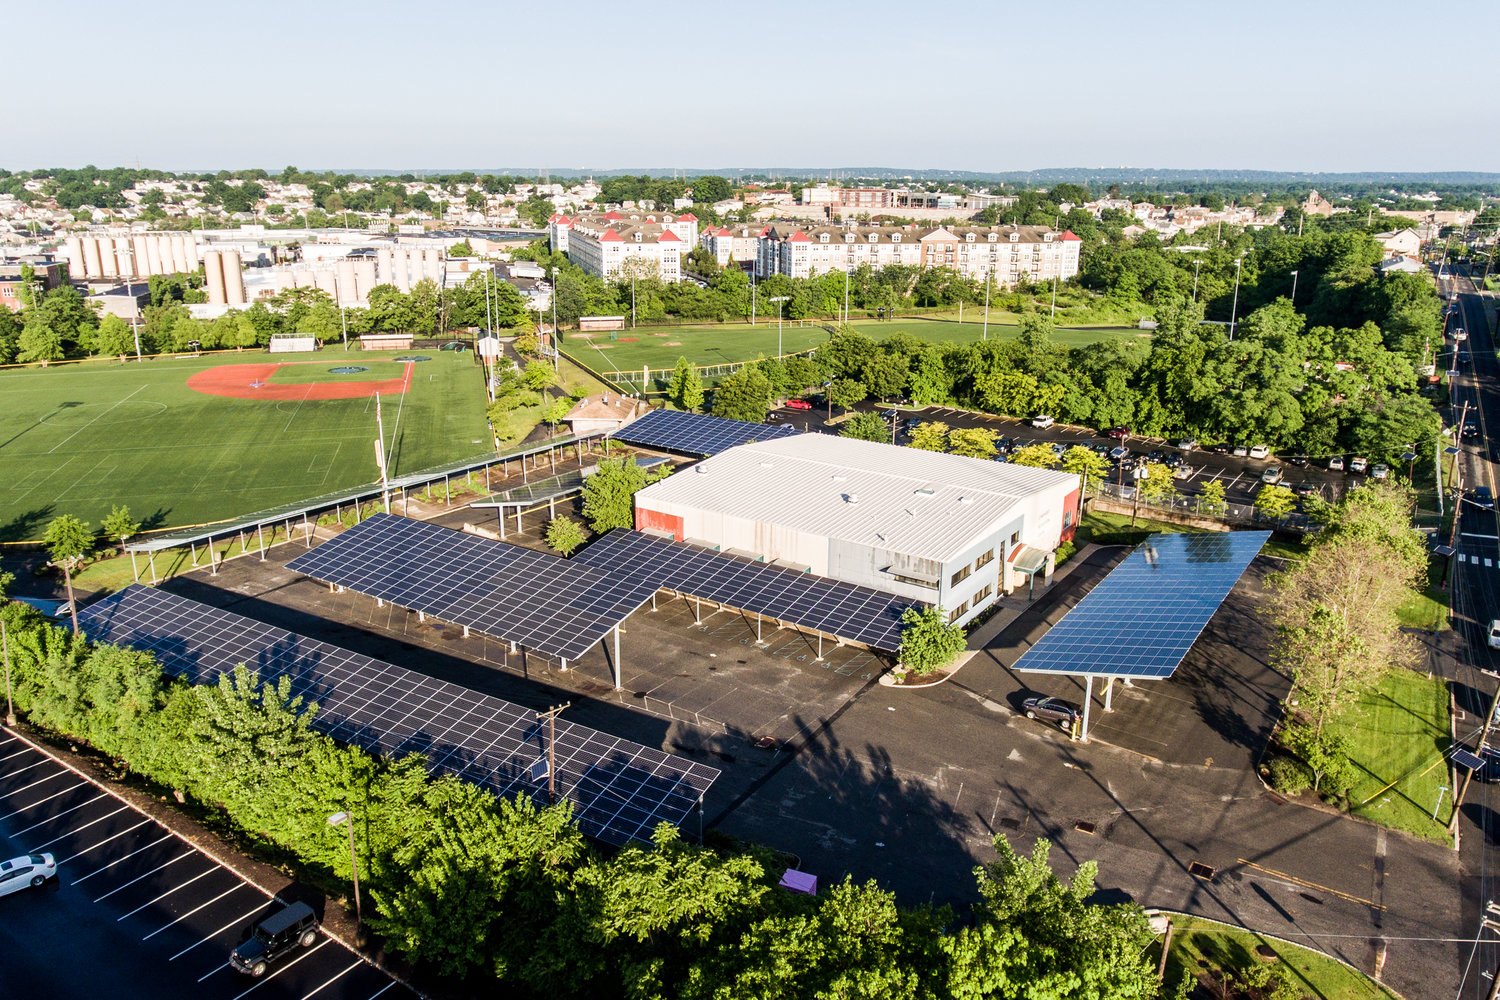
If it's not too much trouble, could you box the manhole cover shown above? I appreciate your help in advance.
[1074,821,1096,835]
[1188,861,1216,880]
[328,366,369,374]
[394,355,431,362]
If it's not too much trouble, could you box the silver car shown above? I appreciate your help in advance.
[0,853,56,897]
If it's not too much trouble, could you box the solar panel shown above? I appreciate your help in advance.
[77,585,719,847]
[1012,531,1269,679]
[612,408,802,457]
[574,529,914,653]
[1453,747,1486,771]
[286,513,658,661]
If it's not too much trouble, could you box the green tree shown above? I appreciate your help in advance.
[710,366,773,422]
[580,458,663,533]
[840,411,890,442]
[43,515,93,634]
[1280,722,1358,798]
[1138,462,1176,503]
[826,377,868,415]
[542,394,574,436]
[101,504,141,552]
[545,516,587,556]
[522,360,555,391]
[1060,445,1109,494]
[908,421,949,452]
[668,356,705,412]
[1254,484,1297,519]
[1008,443,1057,468]
[95,314,136,357]
[899,605,967,675]
[690,176,733,204]
[16,314,64,362]
[947,427,997,460]
[1198,479,1227,515]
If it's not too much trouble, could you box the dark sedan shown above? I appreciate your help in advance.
[1021,696,1083,728]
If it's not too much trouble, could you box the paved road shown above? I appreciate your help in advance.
[0,730,416,1000]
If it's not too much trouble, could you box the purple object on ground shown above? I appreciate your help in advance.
[779,869,818,895]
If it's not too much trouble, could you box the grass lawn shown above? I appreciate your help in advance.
[1334,669,1453,843]
[1161,914,1402,1000]
[1075,510,1206,547]
[266,359,414,384]
[563,316,1147,385]
[0,351,490,542]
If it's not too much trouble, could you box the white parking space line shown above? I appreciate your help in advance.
[299,958,365,1000]
[71,832,175,883]
[117,865,219,920]
[143,883,248,940]
[31,804,133,853]
[228,939,332,1000]
[171,901,269,961]
[197,961,231,983]
[0,746,34,763]
[0,767,72,804]
[10,791,110,835]
[0,758,59,782]
[54,816,155,862]
[92,849,196,901]
[366,982,398,1000]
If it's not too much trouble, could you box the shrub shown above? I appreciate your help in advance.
[1265,754,1313,795]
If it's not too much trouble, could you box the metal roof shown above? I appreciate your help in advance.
[634,434,1078,564]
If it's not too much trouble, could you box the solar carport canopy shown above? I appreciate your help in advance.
[77,585,719,846]
[1012,531,1269,679]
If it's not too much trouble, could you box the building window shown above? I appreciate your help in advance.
[892,234,901,242]
[1010,531,1020,546]
[973,583,993,605]
[951,564,972,587]
[868,234,878,243]
[1009,232,1019,242]
[948,601,970,623]
[975,548,995,570]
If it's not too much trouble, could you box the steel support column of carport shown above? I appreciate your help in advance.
[1073,675,1117,743]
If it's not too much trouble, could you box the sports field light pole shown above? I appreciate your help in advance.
[121,243,142,362]
[1289,269,1299,306]
[769,296,790,357]
[326,811,363,932]
[2,617,15,727]
[982,273,991,341]
[335,276,349,350]
[1228,257,1244,341]
[375,392,390,514]
[1191,259,1202,303]
[843,269,850,326]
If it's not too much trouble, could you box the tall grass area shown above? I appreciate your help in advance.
[1161,914,1402,1000]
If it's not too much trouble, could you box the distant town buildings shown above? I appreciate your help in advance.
[753,223,1082,284]
[549,211,699,282]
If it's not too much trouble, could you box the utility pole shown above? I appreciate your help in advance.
[1229,257,1244,341]
[536,703,571,804]
[2,617,15,727]
[1452,684,1496,836]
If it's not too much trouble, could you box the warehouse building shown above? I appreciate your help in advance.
[632,435,1080,625]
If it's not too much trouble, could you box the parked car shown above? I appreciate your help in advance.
[1293,482,1321,497]
[1249,444,1271,459]
[1106,425,1130,439]
[0,853,56,898]
[1455,328,1468,341]
[785,398,812,410]
[1164,453,1185,469]
[1109,446,1129,461]
[1458,351,1472,364]
[1147,450,1164,463]
[1232,445,1250,457]
[230,902,319,977]
[1021,695,1083,728]
[1051,442,1067,456]
[1476,485,1494,509]
[1031,414,1055,429]
[1490,619,1500,650]
[1370,463,1390,480]
[1464,422,1480,439]
[1176,437,1198,452]
[1328,456,1345,471]
[1349,456,1368,474]
[1173,464,1193,479]
[1261,466,1283,484]
[1208,443,1233,455]
[1286,455,1309,467]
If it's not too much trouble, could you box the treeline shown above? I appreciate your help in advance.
[0,271,535,363]
[0,599,1164,998]
[693,300,1440,464]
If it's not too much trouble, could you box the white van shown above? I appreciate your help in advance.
[1031,415,1055,429]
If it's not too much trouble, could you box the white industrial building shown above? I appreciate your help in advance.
[632,435,1081,625]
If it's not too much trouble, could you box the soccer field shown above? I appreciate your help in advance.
[563,317,1145,379]
[0,351,491,542]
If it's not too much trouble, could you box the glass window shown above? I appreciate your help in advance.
[951,564,972,587]
[1010,531,1020,545]
[975,548,995,570]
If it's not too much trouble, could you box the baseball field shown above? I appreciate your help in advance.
[0,350,491,542]
[564,315,1147,381]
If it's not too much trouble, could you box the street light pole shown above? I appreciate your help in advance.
[326,811,362,930]
[1290,269,1299,305]
[2,617,15,727]
[1192,259,1202,303]
[1228,257,1244,341]
[982,274,991,341]
[769,295,790,357]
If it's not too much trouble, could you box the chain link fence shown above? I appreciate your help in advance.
[1095,482,1312,532]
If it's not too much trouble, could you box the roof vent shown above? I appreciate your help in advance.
[958,496,972,504]
[695,465,709,474]
[914,487,935,496]
[760,461,773,468]
[845,494,859,505]
[831,474,847,481]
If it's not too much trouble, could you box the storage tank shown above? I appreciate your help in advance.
[82,237,104,277]
[393,248,411,292]
[424,247,442,282]
[377,248,393,287]
[337,259,357,304]
[223,251,247,305]
[131,236,151,278]
[183,235,200,269]
[99,238,119,278]
[144,237,164,276]
[64,237,85,277]
[314,269,337,297]
[165,235,186,274]
[355,259,377,301]
[202,250,226,304]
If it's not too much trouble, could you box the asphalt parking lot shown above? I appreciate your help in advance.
[0,730,415,1000]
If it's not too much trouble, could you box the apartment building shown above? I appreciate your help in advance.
[755,224,1081,284]
[701,225,766,268]
[554,210,699,283]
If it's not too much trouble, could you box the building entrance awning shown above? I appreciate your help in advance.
[1012,545,1050,575]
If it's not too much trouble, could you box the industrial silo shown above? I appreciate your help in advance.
[224,251,247,305]
[393,248,411,292]
[355,259,376,301]
[99,238,119,278]
[203,250,226,304]
[64,237,85,277]
[145,237,164,276]
[377,248,393,287]
[131,236,151,277]
[337,259,357,304]
[82,237,104,277]
[424,247,442,282]
[314,269,337,297]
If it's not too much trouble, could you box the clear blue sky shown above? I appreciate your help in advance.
[13,0,1498,174]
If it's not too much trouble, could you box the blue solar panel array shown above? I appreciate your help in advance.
[612,408,802,457]
[286,513,659,661]
[575,530,914,653]
[78,585,719,847]
[1012,531,1269,679]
